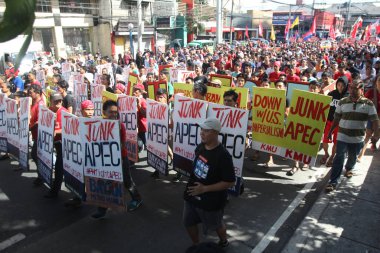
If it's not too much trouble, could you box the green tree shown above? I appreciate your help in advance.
[0,0,36,69]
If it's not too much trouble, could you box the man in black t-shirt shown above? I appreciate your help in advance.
[183,118,235,248]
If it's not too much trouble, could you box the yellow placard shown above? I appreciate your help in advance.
[127,73,139,96]
[221,87,249,109]
[251,87,286,146]
[210,74,232,87]
[102,90,119,103]
[283,90,331,156]
[173,83,193,98]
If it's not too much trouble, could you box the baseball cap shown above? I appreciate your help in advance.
[50,92,63,102]
[81,100,94,110]
[133,83,146,92]
[198,118,221,132]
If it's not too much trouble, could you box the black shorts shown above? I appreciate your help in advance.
[183,201,224,235]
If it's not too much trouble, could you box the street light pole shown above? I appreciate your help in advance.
[137,0,142,53]
[128,23,134,59]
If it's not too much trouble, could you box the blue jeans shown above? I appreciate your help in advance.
[329,141,363,185]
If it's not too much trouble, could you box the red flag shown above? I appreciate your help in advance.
[329,25,335,40]
[258,21,263,37]
[285,19,291,36]
[364,24,371,41]
[310,16,316,34]
[350,17,363,39]
[245,25,249,39]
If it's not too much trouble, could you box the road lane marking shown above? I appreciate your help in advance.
[251,167,327,253]
[0,233,26,251]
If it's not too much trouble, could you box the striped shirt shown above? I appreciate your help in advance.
[334,96,379,143]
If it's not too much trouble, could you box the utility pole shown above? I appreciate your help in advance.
[137,0,142,53]
[229,0,234,44]
[347,0,352,36]
[216,0,223,44]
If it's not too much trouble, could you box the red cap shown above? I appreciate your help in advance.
[81,100,94,110]
[116,83,125,93]
[133,83,145,91]
[274,61,281,67]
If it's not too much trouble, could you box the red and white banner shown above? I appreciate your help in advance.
[146,99,169,175]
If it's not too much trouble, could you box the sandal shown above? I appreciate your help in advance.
[345,171,353,178]
[319,155,329,165]
[325,157,334,167]
[286,167,298,176]
[325,183,336,192]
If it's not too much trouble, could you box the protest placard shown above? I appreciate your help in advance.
[169,68,178,83]
[210,74,232,87]
[146,99,169,175]
[147,81,168,99]
[173,95,208,176]
[283,89,331,160]
[61,62,71,86]
[173,83,193,98]
[80,117,126,209]
[94,73,102,86]
[37,105,55,186]
[286,82,309,100]
[221,86,249,109]
[0,94,7,152]
[126,72,139,96]
[19,97,31,171]
[118,96,139,162]
[36,69,46,89]
[207,103,249,195]
[159,64,173,74]
[177,70,196,83]
[6,98,19,159]
[96,63,115,87]
[91,85,106,118]
[251,87,286,147]
[62,111,85,199]
[74,82,88,117]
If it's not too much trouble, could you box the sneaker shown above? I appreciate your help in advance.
[218,239,230,248]
[91,210,107,219]
[171,172,182,182]
[325,184,336,193]
[151,170,160,179]
[33,178,43,187]
[344,170,353,178]
[127,199,142,212]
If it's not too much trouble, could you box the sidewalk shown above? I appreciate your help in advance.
[282,150,380,253]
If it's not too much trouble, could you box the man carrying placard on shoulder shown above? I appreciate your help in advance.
[183,118,235,248]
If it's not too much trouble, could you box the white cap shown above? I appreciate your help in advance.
[199,118,221,132]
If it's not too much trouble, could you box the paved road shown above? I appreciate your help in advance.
[0,148,348,253]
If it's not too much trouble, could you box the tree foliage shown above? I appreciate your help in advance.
[0,0,36,69]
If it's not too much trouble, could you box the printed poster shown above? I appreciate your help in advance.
[19,97,31,171]
[37,105,55,187]
[62,111,85,199]
[91,85,106,118]
[80,117,126,209]
[118,96,139,162]
[6,98,19,158]
[146,99,169,175]
[0,94,7,152]
[173,95,208,177]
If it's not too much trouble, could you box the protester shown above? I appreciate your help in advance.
[44,92,68,198]
[91,100,142,219]
[326,81,379,192]
[57,80,75,113]
[183,118,235,247]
